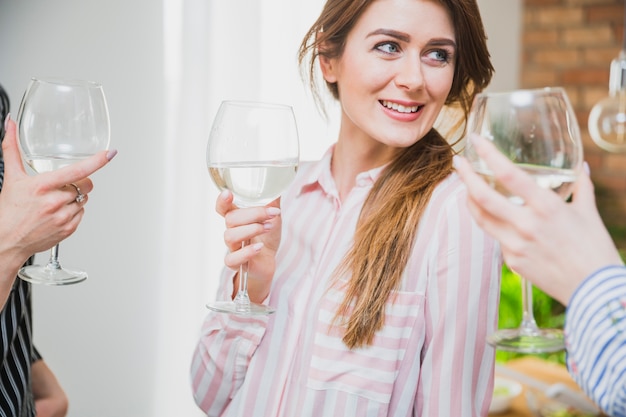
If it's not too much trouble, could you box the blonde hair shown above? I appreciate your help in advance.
[298,0,494,349]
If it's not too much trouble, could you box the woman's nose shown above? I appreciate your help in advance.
[394,58,425,91]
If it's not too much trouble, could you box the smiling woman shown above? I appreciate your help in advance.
[190,1,502,416]
[0,0,520,416]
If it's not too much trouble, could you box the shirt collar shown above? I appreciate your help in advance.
[297,145,388,197]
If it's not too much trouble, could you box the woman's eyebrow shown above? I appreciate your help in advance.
[366,29,457,49]
[367,28,411,43]
[429,38,457,49]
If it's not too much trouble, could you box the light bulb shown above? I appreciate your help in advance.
[588,50,626,153]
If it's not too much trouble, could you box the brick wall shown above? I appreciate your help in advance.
[521,0,626,239]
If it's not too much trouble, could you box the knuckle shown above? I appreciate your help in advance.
[223,212,236,228]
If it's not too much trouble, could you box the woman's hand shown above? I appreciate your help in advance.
[0,117,117,304]
[454,135,623,305]
[216,190,282,303]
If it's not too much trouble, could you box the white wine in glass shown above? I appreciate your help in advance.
[464,87,584,353]
[17,77,111,285]
[206,100,299,315]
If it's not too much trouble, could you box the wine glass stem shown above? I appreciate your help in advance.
[234,241,252,312]
[46,244,62,271]
[520,278,539,333]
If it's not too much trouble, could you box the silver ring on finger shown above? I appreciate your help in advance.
[69,183,86,204]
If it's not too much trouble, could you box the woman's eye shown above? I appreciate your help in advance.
[428,49,450,63]
[376,42,400,54]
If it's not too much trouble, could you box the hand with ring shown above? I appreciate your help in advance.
[0,116,117,294]
[67,183,86,204]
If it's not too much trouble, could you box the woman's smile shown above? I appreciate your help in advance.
[380,99,425,122]
[380,100,423,113]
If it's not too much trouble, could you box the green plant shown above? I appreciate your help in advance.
[493,184,626,365]
[495,265,566,364]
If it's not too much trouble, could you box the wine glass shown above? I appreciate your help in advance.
[206,100,299,315]
[464,87,584,353]
[17,77,111,285]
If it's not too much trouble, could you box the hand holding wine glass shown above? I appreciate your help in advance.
[455,134,622,306]
[16,77,111,285]
[464,87,584,353]
[206,100,299,315]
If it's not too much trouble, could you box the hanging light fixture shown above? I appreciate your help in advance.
[588,1,626,153]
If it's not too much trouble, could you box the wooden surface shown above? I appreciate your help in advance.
[490,357,593,417]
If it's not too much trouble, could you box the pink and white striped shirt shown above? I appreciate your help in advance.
[191,148,502,417]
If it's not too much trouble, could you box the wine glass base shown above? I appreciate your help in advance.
[487,327,565,354]
[206,300,275,316]
[18,265,87,286]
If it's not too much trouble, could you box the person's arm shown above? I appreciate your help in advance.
[190,268,269,416]
[190,190,280,415]
[453,134,623,305]
[0,117,117,307]
[565,265,626,417]
[416,181,502,416]
[31,359,68,417]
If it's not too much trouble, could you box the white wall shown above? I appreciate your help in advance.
[1,1,170,416]
[0,1,520,416]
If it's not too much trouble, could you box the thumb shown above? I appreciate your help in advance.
[1,117,27,179]
[571,162,597,210]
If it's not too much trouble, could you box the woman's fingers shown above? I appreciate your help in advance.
[48,149,117,191]
[570,164,598,212]
[223,206,280,249]
[214,190,282,275]
[3,116,115,209]
[454,143,538,248]
[223,241,264,271]
[454,151,523,225]
[63,180,93,205]
[1,118,27,179]
[467,134,559,208]
[215,190,235,217]
[3,117,116,189]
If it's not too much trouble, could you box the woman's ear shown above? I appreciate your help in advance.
[319,54,337,83]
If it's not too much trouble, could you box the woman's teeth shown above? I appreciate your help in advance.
[381,100,421,113]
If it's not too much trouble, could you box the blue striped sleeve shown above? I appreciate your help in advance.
[565,265,626,417]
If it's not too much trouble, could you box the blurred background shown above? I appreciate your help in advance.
[1,0,623,416]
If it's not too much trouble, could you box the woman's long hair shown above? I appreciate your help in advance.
[298,0,494,349]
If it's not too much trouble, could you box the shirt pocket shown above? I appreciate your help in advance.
[306,288,425,404]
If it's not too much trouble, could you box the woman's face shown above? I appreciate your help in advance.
[321,0,456,153]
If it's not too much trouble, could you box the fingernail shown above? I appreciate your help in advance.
[583,161,590,175]
[219,189,230,200]
[4,113,10,131]
[266,207,281,217]
[263,221,274,231]
[252,242,263,251]
[106,149,118,161]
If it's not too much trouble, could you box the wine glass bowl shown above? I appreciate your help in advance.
[464,87,584,353]
[18,78,110,171]
[206,100,299,315]
[466,88,583,203]
[16,77,110,285]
